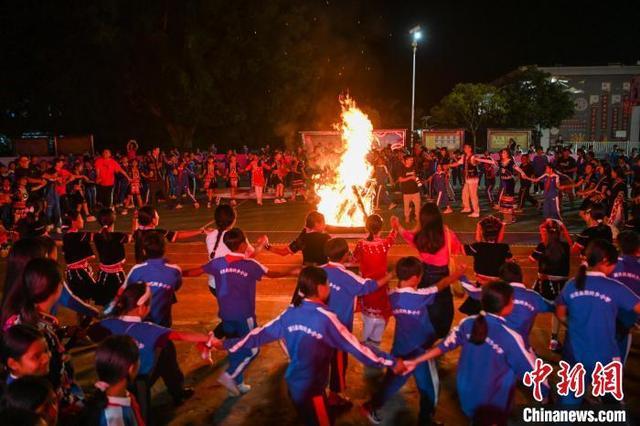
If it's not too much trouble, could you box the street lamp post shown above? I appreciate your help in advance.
[409,26,422,147]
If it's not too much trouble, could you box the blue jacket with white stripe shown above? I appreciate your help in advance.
[437,314,548,418]
[461,278,554,346]
[125,258,182,327]
[388,286,438,357]
[556,271,640,371]
[224,299,395,403]
[322,262,379,330]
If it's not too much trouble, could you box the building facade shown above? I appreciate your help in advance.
[538,64,640,145]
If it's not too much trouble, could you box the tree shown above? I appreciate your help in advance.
[497,66,574,143]
[430,83,506,146]
[0,1,393,150]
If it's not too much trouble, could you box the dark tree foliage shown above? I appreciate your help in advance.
[0,1,403,151]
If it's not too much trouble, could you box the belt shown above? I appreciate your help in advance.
[67,259,91,270]
[100,262,125,273]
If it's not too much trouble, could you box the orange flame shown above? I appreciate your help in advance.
[314,96,375,226]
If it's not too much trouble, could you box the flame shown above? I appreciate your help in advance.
[314,96,375,227]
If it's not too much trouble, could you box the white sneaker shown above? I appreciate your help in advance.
[468,212,480,218]
[274,199,281,204]
[175,204,183,209]
[237,383,252,395]
[280,198,287,203]
[217,372,240,397]
[86,215,97,222]
[460,209,472,213]
[443,207,453,214]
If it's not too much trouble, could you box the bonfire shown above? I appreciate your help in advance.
[314,96,375,227]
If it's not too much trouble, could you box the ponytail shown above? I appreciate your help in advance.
[365,214,383,242]
[97,208,116,242]
[293,266,327,307]
[109,282,148,317]
[577,239,618,291]
[211,230,224,259]
[469,312,488,345]
[211,205,236,258]
[470,281,514,346]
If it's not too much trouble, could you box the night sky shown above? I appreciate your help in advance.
[1,1,639,148]
[367,0,640,114]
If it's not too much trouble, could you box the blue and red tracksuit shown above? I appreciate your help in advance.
[125,258,183,328]
[611,255,640,364]
[322,262,379,393]
[370,286,440,423]
[438,314,548,422]
[556,272,640,405]
[224,299,395,426]
[461,278,554,346]
[203,252,268,384]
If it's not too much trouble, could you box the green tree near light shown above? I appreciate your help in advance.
[497,66,574,144]
[430,83,507,147]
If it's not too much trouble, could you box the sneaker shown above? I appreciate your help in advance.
[443,207,453,214]
[175,204,183,209]
[460,209,472,213]
[468,212,480,218]
[328,392,353,408]
[549,339,562,353]
[217,372,240,397]
[86,215,97,222]
[360,403,382,424]
[280,198,287,203]
[237,383,252,395]
[120,209,128,216]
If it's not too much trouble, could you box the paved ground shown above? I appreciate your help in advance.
[21,194,640,424]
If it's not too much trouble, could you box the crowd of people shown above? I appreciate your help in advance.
[0,140,638,240]
[377,142,640,230]
[0,140,638,425]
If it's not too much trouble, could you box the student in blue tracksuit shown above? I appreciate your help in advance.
[406,281,548,425]
[611,231,640,364]
[184,227,296,396]
[499,263,554,346]
[461,263,555,348]
[123,232,182,327]
[90,283,214,423]
[215,266,403,426]
[556,239,640,405]
[362,257,464,425]
[321,237,391,406]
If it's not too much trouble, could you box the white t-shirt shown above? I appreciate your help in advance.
[205,229,255,289]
